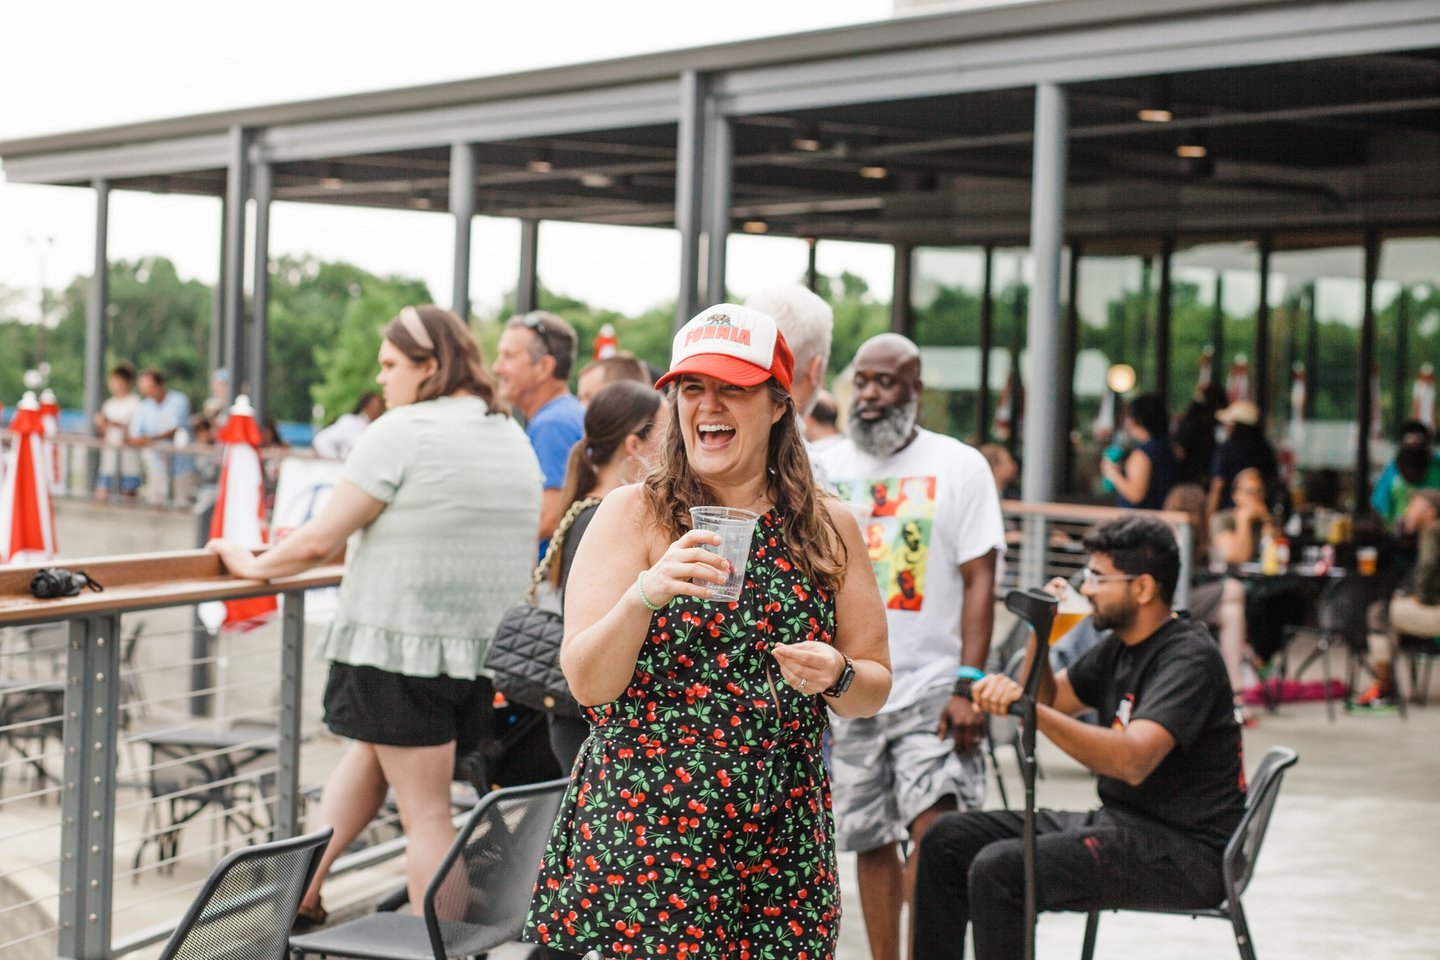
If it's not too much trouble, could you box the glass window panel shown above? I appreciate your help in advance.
[1168,241,1262,419]
[1266,246,1365,472]
[1377,238,1440,449]
[911,246,988,442]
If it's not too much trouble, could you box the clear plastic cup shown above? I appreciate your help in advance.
[689,506,760,602]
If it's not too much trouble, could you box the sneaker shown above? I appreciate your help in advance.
[1346,682,1396,711]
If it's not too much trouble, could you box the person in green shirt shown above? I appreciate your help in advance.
[1372,420,1440,530]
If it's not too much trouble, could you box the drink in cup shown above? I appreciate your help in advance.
[1048,582,1091,645]
[690,507,761,603]
[1357,546,1378,576]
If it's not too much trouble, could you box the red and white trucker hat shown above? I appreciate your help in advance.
[654,304,795,393]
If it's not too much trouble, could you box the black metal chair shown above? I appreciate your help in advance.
[155,825,332,960]
[1397,633,1440,706]
[1078,746,1299,960]
[289,777,569,960]
[1275,574,1395,721]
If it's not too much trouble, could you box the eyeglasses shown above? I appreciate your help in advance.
[1083,569,1140,586]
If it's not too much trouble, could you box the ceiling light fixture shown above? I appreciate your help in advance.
[1176,143,1208,159]
[792,121,821,152]
[527,159,554,173]
[579,173,615,189]
[1137,77,1173,123]
[411,197,433,209]
[741,220,769,234]
[859,165,889,180]
[319,177,343,190]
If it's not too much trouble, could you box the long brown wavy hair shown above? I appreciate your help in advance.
[641,379,847,594]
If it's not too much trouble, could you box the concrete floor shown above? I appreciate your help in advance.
[826,695,1440,960]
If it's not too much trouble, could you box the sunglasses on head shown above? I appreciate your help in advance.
[520,313,556,357]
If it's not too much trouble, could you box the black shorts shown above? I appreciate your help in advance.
[323,662,490,752]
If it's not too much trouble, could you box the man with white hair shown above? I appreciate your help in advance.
[745,285,833,417]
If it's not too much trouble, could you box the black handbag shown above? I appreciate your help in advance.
[485,498,601,717]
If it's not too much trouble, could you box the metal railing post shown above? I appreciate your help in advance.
[1020,515,1049,589]
[1174,521,1193,612]
[275,590,306,839]
[58,613,122,960]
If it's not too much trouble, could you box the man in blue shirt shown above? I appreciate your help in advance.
[128,368,197,506]
[493,311,584,552]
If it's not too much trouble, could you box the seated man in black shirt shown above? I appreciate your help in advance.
[912,515,1245,960]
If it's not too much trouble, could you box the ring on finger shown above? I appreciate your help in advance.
[798,677,808,691]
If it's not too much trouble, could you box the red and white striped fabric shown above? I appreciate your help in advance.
[208,396,277,631]
[0,392,58,565]
[1413,363,1436,430]
[593,323,619,359]
[39,389,61,491]
[1226,353,1251,404]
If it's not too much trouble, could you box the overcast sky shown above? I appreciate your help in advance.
[0,0,913,322]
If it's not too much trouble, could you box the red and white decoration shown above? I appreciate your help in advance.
[38,389,61,491]
[1412,363,1436,430]
[204,396,277,631]
[1287,362,1307,446]
[1196,344,1215,392]
[0,392,58,564]
[1226,353,1251,404]
[593,323,619,359]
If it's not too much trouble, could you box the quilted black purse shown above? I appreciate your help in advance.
[484,498,600,717]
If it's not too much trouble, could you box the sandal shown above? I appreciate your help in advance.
[293,900,328,931]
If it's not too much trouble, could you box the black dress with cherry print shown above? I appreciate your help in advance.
[524,508,841,960]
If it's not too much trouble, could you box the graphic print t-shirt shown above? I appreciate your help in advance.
[818,429,1006,713]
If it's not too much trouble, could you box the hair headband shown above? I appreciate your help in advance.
[399,306,435,351]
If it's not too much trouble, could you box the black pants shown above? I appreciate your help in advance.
[912,807,1225,960]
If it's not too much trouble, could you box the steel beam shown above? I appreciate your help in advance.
[1021,82,1068,505]
[250,160,272,420]
[517,219,540,314]
[210,198,226,376]
[450,142,475,319]
[703,112,733,305]
[1156,238,1174,406]
[675,71,707,328]
[222,127,249,392]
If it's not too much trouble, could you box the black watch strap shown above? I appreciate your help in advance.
[823,653,855,699]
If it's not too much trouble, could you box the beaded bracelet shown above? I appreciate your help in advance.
[637,571,666,612]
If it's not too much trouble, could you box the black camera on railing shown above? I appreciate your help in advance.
[29,568,104,600]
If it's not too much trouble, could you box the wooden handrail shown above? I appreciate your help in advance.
[1000,499,1192,528]
[0,549,342,627]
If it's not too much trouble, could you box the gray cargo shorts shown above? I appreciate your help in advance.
[829,683,986,853]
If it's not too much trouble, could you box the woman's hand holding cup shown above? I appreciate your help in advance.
[640,529,731,606]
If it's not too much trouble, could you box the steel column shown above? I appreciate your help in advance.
[1211,273,1225,372]
[1255,237,1273,430]
[805,238,819,293]
[222,127,249,392]
[1394,287,1410,437]
[250,160,272,421]
[1021,82,1068,504]
[84,180,109,484]
[58,614,122,960]
[703,112,732,305]
[210,198,226,377]
[891,243,913,336]
[1156,238,1174,407]
[977,246,994,443]
[276,590,306,838]
[1061,243,1082,491]
[1358,233,1379,507]
[450,142,475,319]
[675,71,707,329]
[517,219,540,314]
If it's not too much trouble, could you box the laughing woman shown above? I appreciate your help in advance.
[524,304,891,960]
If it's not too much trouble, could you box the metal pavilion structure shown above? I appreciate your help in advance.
[2,0,1439,503]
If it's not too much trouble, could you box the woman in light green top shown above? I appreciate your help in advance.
[209,305,540,923]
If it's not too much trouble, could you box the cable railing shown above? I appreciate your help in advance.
[0,551,342,960]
